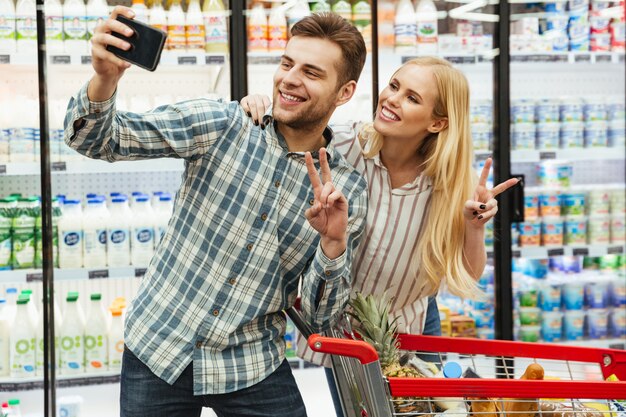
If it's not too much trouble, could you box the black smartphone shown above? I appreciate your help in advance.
[105,15,167,72]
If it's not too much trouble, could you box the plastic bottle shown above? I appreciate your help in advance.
[149,0,167,32]
[15,0,36,53]
[286,0,310,35]
[11,197,38,269]
[108,308,124,372]
[0,198,14,270]
[86,0,109,43]
[377,0,396,50]
[84,293,108,372]
[331,0,352,21]
[6,399,21,417]
[44,0,64,53]
[19,290,38,329]
[63,0,88,54]
[0,299,10,376]
[130,195,155,266]
[202,0,227,53]
[394,0,417,52]
[310,0,331,13]
[185,0,205,50]
[415,0,438,54]
[106,196,131,267]
[0,0,17,53]
[10,296,36,378]
[5,288,18,324]
[82,197,108,268]
[154,193,173,247]
[131,0,149,23]
[167,0,186,50]
[352,0,372,51]
[247,1,268,52]
[268,2,287,52]
[35,294,62,376]
[58,199,83,269]
[59,292,84,375]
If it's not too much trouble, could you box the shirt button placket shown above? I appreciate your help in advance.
[212,309,219,317]
[195,341,202,349]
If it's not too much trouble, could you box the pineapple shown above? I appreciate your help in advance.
[347,292,429,414]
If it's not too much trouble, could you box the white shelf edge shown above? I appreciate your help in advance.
[510,147,626,163]
[0,266,144,283]
[0,159,184,176]
[512,244,626,259]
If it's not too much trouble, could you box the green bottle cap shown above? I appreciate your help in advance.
[90,293,101,301]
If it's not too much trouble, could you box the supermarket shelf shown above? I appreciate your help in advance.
[0,266,145,283]
[509,147,626,163]
[0,51,227,67]
[0,159,184,176]
[553,338,626,349]
[390,51,625,66]
[511,244,625,259]
[0,371,120,392]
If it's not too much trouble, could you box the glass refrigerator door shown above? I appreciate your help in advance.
[508,0,625,348]
[376,0,499,340]
[22,0,232,414]
[0,0,45,412]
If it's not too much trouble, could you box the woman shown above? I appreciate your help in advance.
[242,57,519,416]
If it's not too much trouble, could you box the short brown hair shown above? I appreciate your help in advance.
[291,12,367,88]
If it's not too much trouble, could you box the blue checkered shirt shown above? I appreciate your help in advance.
[64,83,367,395]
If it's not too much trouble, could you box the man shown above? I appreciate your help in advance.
[64,6,368,417]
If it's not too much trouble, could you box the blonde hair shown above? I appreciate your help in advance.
[361,57,480,299]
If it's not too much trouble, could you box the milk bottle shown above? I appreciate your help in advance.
[59,292,84,375]
[0,198,14,270]
[415,0,438,54]
[331,0,352,21]
[131,0,149,22]
[58,199,83,269]
[268,2,287,52]
[107,196,131,267]
[83,197,108,268]
[12,197,38,269]
[311,1,331,13]
[63,0,88,54]
[108,307,124,372]
[44,0,64,53]
[15,0,36,53]
[167,0,186,50]
[4,288,18,324]
[202,0,228,53]
[0,0,17,53]
[248,1,268,52]
[286,0,310,34]
[149,0,166,32]
[394,0,417,52]
[155,193,173,247]
[131,195,155,266]
[35,294,62,376]
[10,296,36,378]
[19,290,38,328]
[86,0,109,42]
[0,299,10,376]
[186,0,205,51]
[84,293,108,372]
[352,0,372,51]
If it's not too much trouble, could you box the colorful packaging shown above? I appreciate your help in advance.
[564,216,587,244]
[563,281,585,310]
[511,99,536,124]
[560,97,584,122]
[610,215,625,244]
[519,219,542,246]
[585,281,611,309]
[541,311,563,342]
[540,190,563,217]
[584,121,608,147]
[519,307,541,325]
[588,189,611,215]
[538,162,573,188]
[563,310,585,340]
[536,99,561,123]
[562,192,586,216]
[524,189,540,219]
[542,217,564,246]
[540,282,562,311]
[587,308,609,339]
[610,308,626,336]
[610,188,626,214]
[512,123,536,150]
[588,215,611,244]
[560,122,585,148]
[519,325,541,342]
[608,120,626,147]
[537,123,561,149]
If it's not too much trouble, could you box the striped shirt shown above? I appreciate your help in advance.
[64,84,368,394]
[298,124,433,366]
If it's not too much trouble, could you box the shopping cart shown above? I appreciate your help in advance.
[286,307,626,417]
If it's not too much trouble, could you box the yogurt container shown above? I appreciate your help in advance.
[511,99,536,124]
[583,99,608,122]
[610,188,626,214]
[608,120,625,147]
[564,216,587,245]
[563,310,585,340]
[519,288,539,307]
[588,215,611,244]
[560,122,584,148]
[539,190,562,217]
[560,97,584,122]
[519,307,542,325]
[519,219,542,247]
[590,32,612,51]
[477,327,495,340]
[584,121,608,147]
[540,282,562,311]
[524,189,540,219]
[585,280,611,309]
[511,223,520,246]
[610,308,626,336]
[610,215,625,244]
[537,123,561,149]
[587,189,611,215]
[561,192,586,216]
[562,281,585,310]
[606,97,625,121]
[541,311,563,342]
[472,123,492,151]
[512,123,536,150]
[536,99,561,124]
[538,161,572,188]
[541,217,564,246]
[471,309,494,328]
[519,325,541,342]
[587,308,609,339]
[471,99,493,125]
[612,280,626,307]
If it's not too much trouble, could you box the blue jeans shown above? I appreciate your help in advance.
[120,347,307,417]
[325,297,441,417]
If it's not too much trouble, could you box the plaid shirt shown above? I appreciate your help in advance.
[64,83,368,395]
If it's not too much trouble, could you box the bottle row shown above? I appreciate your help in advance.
[0,288,126,378]
[0,192,174,270]
[514,215,626,247]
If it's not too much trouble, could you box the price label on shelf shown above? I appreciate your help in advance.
[0,55,10,64]
[206,55,225,65]
[135,268,147,277]
[51,55,71,65]
[512,250,521,258]
[26,272,43,282]
[547,248,565,257]
[178,56,198,65]
[572,247,589,256]
[88,269,109,279]
[81,55,92,65]
[608,246,624,255]
[595,54,612,63]
[443,55,476,65]
[573,53,591,63]
[539,151,556,160]
[51,161,67,172]
[0,165,6,175]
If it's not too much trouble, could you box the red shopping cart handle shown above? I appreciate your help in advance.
[308,334,379,365]
[397,334,626,380]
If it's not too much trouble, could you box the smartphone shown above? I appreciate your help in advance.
[105,15,167,72]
